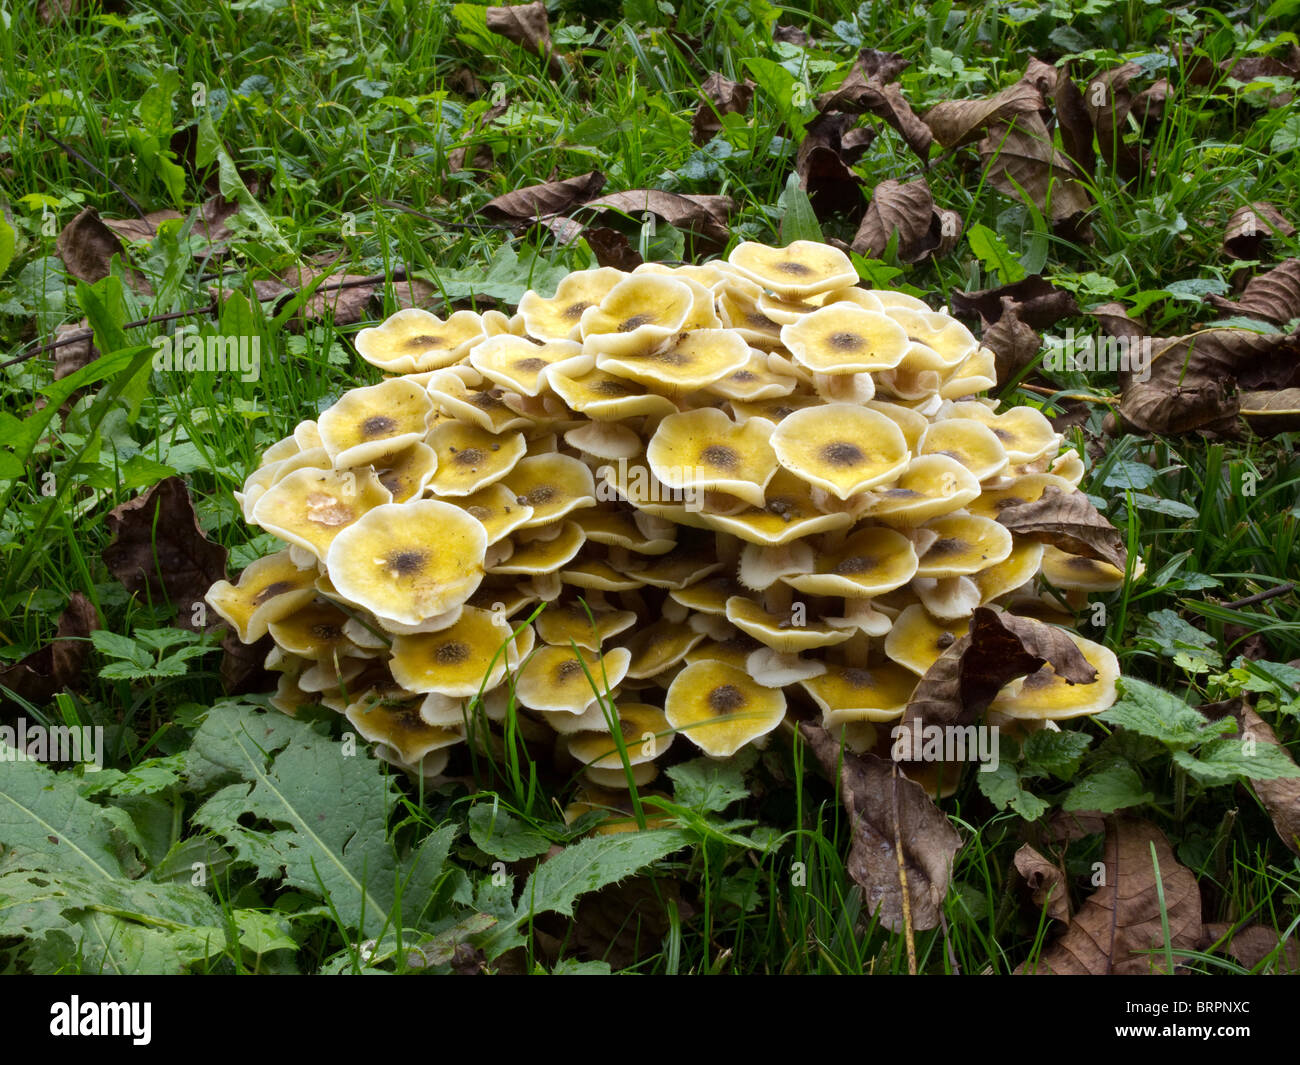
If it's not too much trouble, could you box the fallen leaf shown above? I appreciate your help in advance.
[796,112,873,220]
[1052,62,1096,176]
[1202,922,1300,974]
[103,477,229,631]
[996,486,1128,571]
[852,178,935,260]
[799,721,962,933]
[923,81,1044,149]
[196,194,241,249]
[535,215,585,245]
[1206,259,1300,325]
[816,50,931,161]
[52,319,97,380]
[692,73,755,146]
[1014,843,1070,923]
[1019,817,1201,974]
[1223,202,1296,260]
[0,592,98,714]
[773,24,812,47]
[56,207,131,285]
[389,277,438,311]
[1091,301,1146,340]
[480,171,607,224]
[980,297,1041,383]
[1235,704,1300,855]
[978,115,1090,230]
[485,2,564,79]
[900,607,1097,735]
[1239,389,1300,435]
[1046,809,1106,842]
[578,190,735,248]
[584,226,642,270]
[102,210,184,243]
[950,275,1079,330]
[1085,62,1145,180]
[1119,379,1241,437]
[572,876,691,968]
[279,261,377,327]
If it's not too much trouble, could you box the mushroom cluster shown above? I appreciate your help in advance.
[208,239,1123,791]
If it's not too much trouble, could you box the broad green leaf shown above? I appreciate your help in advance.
[1136,611,1222,669]
[1173,740,1300,787]
[1023,730,1093,782]
[516,828,689,919]
[1099,677,1231,748]
[977,761,1049,820]
[234,909,298,954]
[0,214,15,277]
[196,114,292,252]
[744,57,809,138]
[468,804,552,861]
[777,172,824,245]
[967,223,1026,284]
[667,754,751,812]
[1062,762,1154,813]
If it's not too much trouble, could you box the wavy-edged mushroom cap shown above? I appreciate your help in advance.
[469,335,591,396]
[701,469,853,545]
[881,307,978,367]
[598,328,750,393]
[781,304,910,374]
[345,692,462,766]
[548,367,679,421]
[1047,449,1086,485]
[646,408,778,508]
[503,453,597,527]
[772,404,909,499]
[915,514,1014,577]
[355,307,487,373]
[784,526,919,598]
[269,600,366,661]
[669,575,747,616]
[706,352,800,402]
[867,289,932,313]
[561,559,646,592]
[802,662,918,723]
[325,500,487,627]
[946,401,1060,464]
[518,267,627,341]
[373,443,439,503]
[426,373,533,434]
[727,240,857,298]
[318,378,434,470]
[583,761,659,789]
[569,705,674,770]
[579,274,695,357]
[965,472,1078,520]
[864,399,929,450]
[862,454,981,526]
[575,509,676,555]
[252,466,392,560]
[427,422,526,497]
[563,421,643,461]
[454,482,535,544]
[389,605,517,696]
[730,394,820,424]
[490,521,586,575]
[516,645,632,714]
[1040,545,1128,592]
[664,659,787,757]
[725,595,853,651]
[975,540,1046,602]
[623,620,707,679]
[918,418,1010,481]
[716,280,785,347]
[940,345,997,399]
[883,604,971,675]
[989,632,1120,720]
[206,548,318,643]
[535,598,637,651]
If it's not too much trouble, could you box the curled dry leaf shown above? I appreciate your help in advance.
[584,226,643,271]
[578,189,735,247]
[799,721,962,933]
[951,275,1080,330]
[1202,923,1300,974]
[852,177,950,262]
[980,297,1041,384]
[815,50,931,161]
[1119,379,1241,437]
[103,210,184,243]
[53,319,97,380]
[1090,300,1146,340]
[978,115,1090,230]
[1223,202,1295,260]
[900,607,1097,735]
[1235,704,1300,855]
[692,73,755,146]
[773,24,812,47]
[1239,389,1300,436]
[1046,808,1106,842]
[280,261,377,327]
[1085,63,1145,181]
[796,112,874,220]
[480,171,607,223]
[103,476,229,631]
[1013,843,1069,923]
[56,207,147,290]
[995,485,1128,571]
[1017,817,1201,974]
[923,80,1044,149]
[1051,61,1096,176]
[485,2,564,79]
[1206,259,1300,325]
[0,592,98,714]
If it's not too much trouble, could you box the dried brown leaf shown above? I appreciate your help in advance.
[52,319,97,380]
[279,262,377,327]
[1119,379,1241,437]
[1239,389,1300,435]
[485,3,564,78]
[796,112,873,220]
[852,178,936,261]
[978,115,1090,227]
[980,297,1041,383]
[1224,202,1295,260]
[995,485,1128,571]
[1014,843,1070,923]
[692,73,755,146]
[773,24,812,47]
[816,53,931,161]
[901,607,1096,734]
[1202,923,1300,974]
[584,226,642,270]
[1053,62,1096,176]
[1206,259,1300,325]
[1091,301,1146,340]
[1018,818,1202,974]
[578,190,735,247]
[572,876,691,968]
[103,477,229,631]
[480,171,607,223]
[1085,62,1144,180]
[220,631,275,695]
[950,275,1079,330]
[0,592,98,713]
[56,207,129,285]
[799,722,961,933]
[103,210,184,243]
[1236,705,1300,855]
[923,81,1044,149]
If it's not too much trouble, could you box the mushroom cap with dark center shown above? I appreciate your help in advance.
[664,659,786,757]
[389,604,516,696]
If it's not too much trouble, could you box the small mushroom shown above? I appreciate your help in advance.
[517,267,627,341]
[318,377,434,469]
[374,443,439,503]
[579,274,696,357]
[883,604,971,675]
[567,703,674,768]
[206,548,318,643]
[516,645,633,715]
[780,304,910,376]
[389,605,518,696]
[860,454,981,526]
[597,328,750,395]
[502,453,598,527]
[647,408,779,507]
[945,400,1061,464]
[252,466,392,561]
[802,662,918,724]
[771,404,909,499]
[426,422,527,497]
[664,659,787,757]
[345,691,462,766]
[469,335,592,396]
[490,521,586,575]
[918,417,1010,482]
[727,240,857,299]
[355,307,487,373]
[535,597,637,651]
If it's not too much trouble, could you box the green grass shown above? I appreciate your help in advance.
[1,0,1299,974]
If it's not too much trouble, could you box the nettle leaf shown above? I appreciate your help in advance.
[516,829,689,919]
[1136,611,1221,669]
[1173,740,1300,787]
[188,703,436,936]
[468,804,552,862]
[1062,762,1154,813]
[1101,460,1159,491]
[978,761,1049,820]
[1099,677,1231,748]
[1023,729,1093,782]
[667,751,753,812]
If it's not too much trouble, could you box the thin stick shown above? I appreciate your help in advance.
[1017,382,1119,405]
[34,119,148,219]
[891,765,918,975]
[1220,582,1295,609]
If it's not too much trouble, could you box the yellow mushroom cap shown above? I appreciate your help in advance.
[268,600,366,661]
[706,353,800,401]
[516,645,632,714]
[965,472,1078,520]
[1040,545,1128,592]
[883,604,971,675]
[449,482,535,544]
[375,443,439,503]
[989,632,1120,720]
[646,408,778,508]
[771,404,909,499]
[802,662,919,723]
[567,703,674,768]
[469,335,591,396]
[325,499,487,627]
[206,548,318,643]
[427,422,527,497]
[945,401,1061,464]
[574,508,676,555]
[725,595,854,651]
[345,694,462,766]
[940,345,997,399]
[426,372,533,434]
[548,367,679,421]
[490,520,586,574]
[727,240,857,298]
[535,598,637,651]
[579,274,696,357]
[518,267,627,341]
[252,466,392,561]
[784,526,919,598]
[717,280,785,347]
[918,418,1010,481]
[389,605,516,696]
[862,454,982,525]
[863,399,930,450]
[781,304,910,374]
[355,307,487,373]
[317,377,434,469]
[598,328,751,392]
[623,619,707,679]
[700,469,854,544]
[502,453,598,527]
[664,659,787,757]
[880,307,978,368]
[974,540,1046,602]
[915,514,1014,577]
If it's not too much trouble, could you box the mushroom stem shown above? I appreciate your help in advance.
[763,582,794,617]
[841,630,871,668]
[714,532,742,569]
